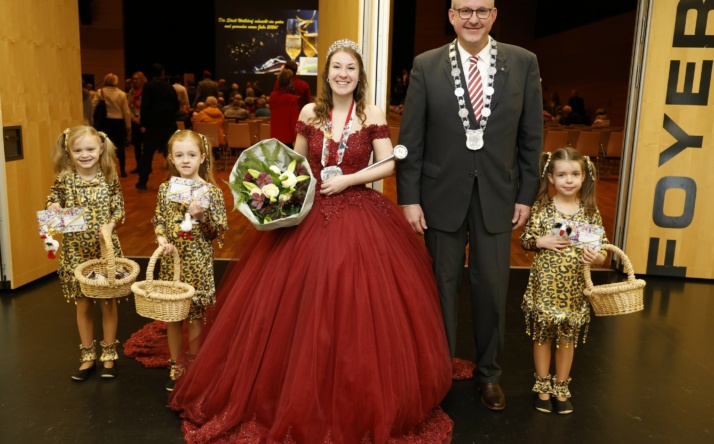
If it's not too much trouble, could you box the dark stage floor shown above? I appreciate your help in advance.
[1,262,712,443]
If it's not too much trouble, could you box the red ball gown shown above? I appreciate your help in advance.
[168,122,453,443]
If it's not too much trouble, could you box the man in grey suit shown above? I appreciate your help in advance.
[396,0,542,411]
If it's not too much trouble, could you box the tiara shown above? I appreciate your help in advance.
[326,39,362,61]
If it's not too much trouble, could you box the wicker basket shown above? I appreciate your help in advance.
[583,244,645,316]
[74,228,140,298]
[131,247,195,322]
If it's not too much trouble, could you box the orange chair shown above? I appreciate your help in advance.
[224,123,253,170]
[543,130,569,153]
[602,131,624,176]
[193,122,221,149]
[259,123,271,141]
[574,130,602,178]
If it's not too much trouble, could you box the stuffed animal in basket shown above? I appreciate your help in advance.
[41,233,60,259]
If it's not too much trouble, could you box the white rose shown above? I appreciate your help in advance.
[262,184,280,201]
[269,165,282,174]
[280,171,298,188]
[279,193,291,202]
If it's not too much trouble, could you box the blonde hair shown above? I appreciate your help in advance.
[52,126,117,181]
[166,130,216,185]
[536,147,598,210]
[103,73,118,87]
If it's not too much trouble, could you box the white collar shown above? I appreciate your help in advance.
[457,36,493,68]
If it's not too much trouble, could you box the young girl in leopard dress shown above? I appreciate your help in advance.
[521,147,609,415]
[46,126,126,381]
[151,130,227,391]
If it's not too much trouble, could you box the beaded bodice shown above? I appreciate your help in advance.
[295,121,393,223]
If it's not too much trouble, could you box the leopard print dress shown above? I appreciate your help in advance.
[520,199,608,346]
[152,180,228,319]
[46,170,125,301]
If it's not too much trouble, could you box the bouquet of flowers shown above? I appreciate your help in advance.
[227,139,316,230]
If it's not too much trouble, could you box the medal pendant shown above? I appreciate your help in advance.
[321,166,343,181]
[466,129,484,150]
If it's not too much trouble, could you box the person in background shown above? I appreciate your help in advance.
[591,108,610,128]
[268,69,299,147]
[558,105,586,126]
[173,75,190,109]
[82,80,93,127]
[244,81,255,98]
[397,0,543,411]
[93,73,131,177]
[137,63,179,190]
[520,147,608,415]
[127,71,147,174]
[192,96,226,146]
[192,71,219,108]
[228,83,241,100]
[275,60,313,110]
[223,97,250,121]
[568,89,589,124]
[254,97,270,117]
[187,79,197,107]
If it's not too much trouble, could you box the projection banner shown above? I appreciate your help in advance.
[216,8,318,76]
[625,0,714,279]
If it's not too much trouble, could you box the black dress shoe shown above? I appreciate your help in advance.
[71,362,96,381]
[165,378,176,392]
[534,394,552,413]
[553,398,574,414]
[100,363,117,379]
[480,383,506,411]
[135,182,147,190]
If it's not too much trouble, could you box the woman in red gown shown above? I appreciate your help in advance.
[168,39,453,443]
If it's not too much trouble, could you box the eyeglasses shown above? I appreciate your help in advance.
[453,7,494,20]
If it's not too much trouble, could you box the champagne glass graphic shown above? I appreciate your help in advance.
[285,18,302,60]
[302,20,318,57]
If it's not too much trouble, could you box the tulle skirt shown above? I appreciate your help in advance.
[168,188,453,443]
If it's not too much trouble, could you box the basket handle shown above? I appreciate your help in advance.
[99,227,116,285]
[583,243,637,292]
[145,246,182,294]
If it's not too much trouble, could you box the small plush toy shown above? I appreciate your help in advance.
[552,221,576,240]
[177,213,193,240]
[41,233,60,259]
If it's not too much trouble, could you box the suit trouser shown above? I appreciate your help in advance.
[424,179,511,383]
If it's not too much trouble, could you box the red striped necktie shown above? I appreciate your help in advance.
[468,55,483,120]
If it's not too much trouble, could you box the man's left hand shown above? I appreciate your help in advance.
[511,203,531,231]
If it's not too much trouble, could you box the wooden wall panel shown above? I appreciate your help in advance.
[0,0,84,288]
[79,0,126,87]
[317,0,361,98]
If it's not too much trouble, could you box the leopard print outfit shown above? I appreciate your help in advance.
[520,199,608,346]
[46,170,125,301]
[152,181,228,320]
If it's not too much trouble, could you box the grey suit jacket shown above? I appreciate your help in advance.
[397,41,543,234]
